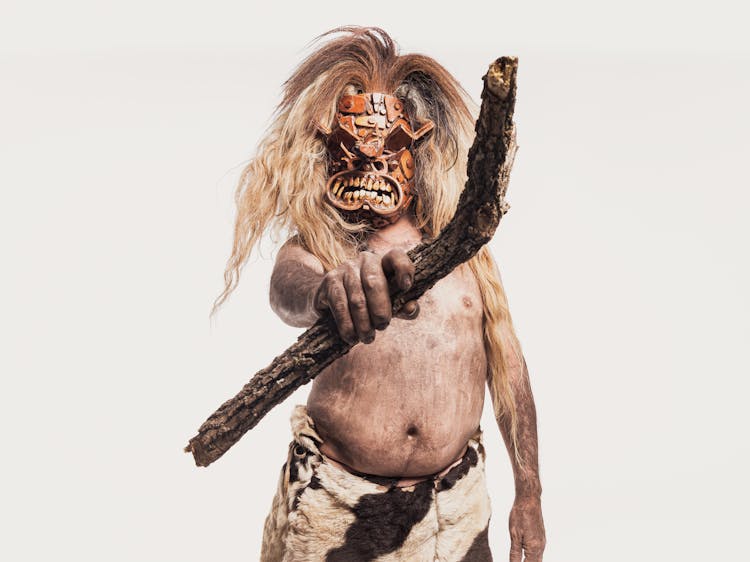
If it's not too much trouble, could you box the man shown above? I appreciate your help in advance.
[216,27,545,562]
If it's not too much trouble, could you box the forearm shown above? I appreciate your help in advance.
[498,357,542,498]
[269,242,325,327]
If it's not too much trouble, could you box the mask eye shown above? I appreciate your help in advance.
[328,127,359,152]
[384,123,413,152]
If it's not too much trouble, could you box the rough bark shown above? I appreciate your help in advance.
[186,57,519,467]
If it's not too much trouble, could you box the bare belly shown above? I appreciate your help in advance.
[306,264,487,477]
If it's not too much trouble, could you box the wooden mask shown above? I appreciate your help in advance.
[322,92,434,227]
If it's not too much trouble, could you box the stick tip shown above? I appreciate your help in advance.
[184,436,220,467]
[485,57,518,100]
[184,439,208,467]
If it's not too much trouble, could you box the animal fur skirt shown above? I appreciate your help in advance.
[260,405,493,561]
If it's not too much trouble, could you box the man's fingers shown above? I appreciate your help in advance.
[325,279,357,344]
[522,537,545,562]
[379,250,418,322]
[343,269,374,343]
[322,249,417,342]
[381,248,414,291]
[394,300,420,320]
[360,254,392,330]
[509,537,523,562]
[509,499,545,562]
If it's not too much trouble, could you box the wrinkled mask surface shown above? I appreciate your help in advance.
[324,92,433,227]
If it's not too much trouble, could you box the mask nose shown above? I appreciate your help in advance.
[353,138,383,160]
[356,156,388,173]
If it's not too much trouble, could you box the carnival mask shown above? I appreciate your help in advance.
[323,92,434,227]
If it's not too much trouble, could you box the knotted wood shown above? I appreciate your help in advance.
[186,57,519,467]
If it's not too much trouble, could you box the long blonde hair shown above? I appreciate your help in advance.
[217,27,522,451]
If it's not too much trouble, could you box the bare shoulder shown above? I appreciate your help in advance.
[274,237,325,274]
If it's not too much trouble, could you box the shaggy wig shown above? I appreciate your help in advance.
[217,27,523,455]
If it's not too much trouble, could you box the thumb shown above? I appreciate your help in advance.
[395,300,419,320]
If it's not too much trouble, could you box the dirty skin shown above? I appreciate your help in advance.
[270,211,544,559]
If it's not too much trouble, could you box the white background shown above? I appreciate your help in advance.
[2,1,749,560]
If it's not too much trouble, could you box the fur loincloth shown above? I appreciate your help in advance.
[260,405,493,561]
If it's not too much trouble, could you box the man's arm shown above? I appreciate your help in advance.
[269,238,416,342]
[269,239,326,328]
[496,345,546,562]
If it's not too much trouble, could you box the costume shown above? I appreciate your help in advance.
[261,406,493,562]
[215,26,532,560]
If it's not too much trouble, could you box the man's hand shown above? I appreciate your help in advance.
[313,248,417,344]
[509,496,546,562]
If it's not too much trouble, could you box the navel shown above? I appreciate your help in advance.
[406,425,419,437]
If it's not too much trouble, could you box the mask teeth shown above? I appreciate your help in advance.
[330,174,400,209]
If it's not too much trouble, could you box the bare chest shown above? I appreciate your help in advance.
[306,264,488,475]
[325,263,484,379]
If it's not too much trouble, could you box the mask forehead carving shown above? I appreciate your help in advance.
[325,92,433,227]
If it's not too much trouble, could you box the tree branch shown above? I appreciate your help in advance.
[186,57,519,467]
